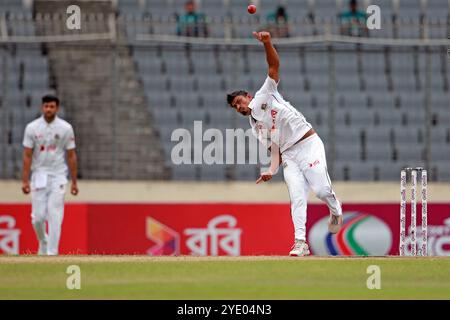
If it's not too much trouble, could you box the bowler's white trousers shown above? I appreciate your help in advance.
[31,173,67,255]
[281,134,342,241]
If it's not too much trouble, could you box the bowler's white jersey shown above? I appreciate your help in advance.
[23,116,76,177]
[248,76,312,153]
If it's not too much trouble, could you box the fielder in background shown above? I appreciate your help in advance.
[226,31,343,257]
[21,95,78,255]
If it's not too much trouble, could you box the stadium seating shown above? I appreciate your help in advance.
[0,0,448,182]
[129,41,448,181]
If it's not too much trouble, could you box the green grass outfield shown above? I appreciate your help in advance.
[1,256,450,300]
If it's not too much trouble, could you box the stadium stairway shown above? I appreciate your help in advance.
[33,0,169,180]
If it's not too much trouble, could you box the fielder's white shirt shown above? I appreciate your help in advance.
[23,116,76,177]
[249,76,312,153]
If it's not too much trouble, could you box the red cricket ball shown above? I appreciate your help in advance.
[248,4,257,14]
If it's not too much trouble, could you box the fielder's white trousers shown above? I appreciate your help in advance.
[282,134,342,241]
[31,173,67,255]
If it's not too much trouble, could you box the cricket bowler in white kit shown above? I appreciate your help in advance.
[227,31,343,256]
[21,95,79,255]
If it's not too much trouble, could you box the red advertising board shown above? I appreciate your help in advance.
[0,204,88,255]
[1,203,449,256]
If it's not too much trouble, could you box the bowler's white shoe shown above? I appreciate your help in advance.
[328,213,343,234]
[289,239,310,257]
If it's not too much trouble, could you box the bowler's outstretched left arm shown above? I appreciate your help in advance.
[256,143,282,184]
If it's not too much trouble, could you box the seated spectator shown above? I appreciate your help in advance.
[176,0,208,37]
[340,0,368,37]
[266,6,290,38]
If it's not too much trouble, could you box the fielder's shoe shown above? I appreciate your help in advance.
[328,213,343,234]
[38,242,47,255]
[289,239,310,257]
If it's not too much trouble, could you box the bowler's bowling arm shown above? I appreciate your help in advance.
[263,38,280,83]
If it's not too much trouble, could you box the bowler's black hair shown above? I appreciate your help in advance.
[226,90,248,106]
[42,94,60,106]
